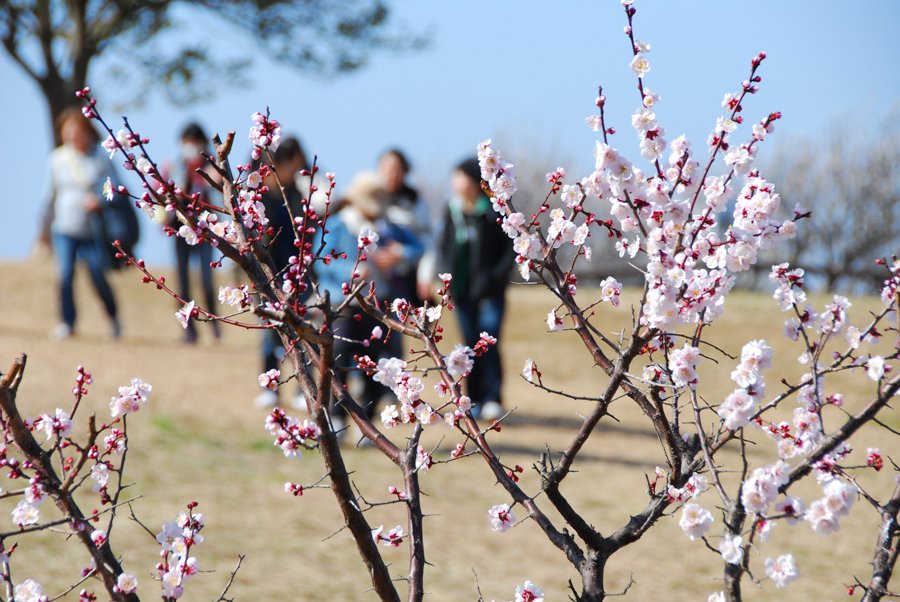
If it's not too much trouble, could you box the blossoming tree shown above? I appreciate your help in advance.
[1,2,898,601]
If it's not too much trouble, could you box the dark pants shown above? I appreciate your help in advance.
[53,233,118,329]
[332,311,394,419]
[455,294,505,407]
[174,237,218,339]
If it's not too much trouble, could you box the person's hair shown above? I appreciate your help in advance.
[380,148,411,174]
[455,157,483,186]
[56,107,100,145]
[180,122,208,144]
[274,137,308,170]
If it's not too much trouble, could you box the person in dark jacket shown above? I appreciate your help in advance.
[437,158,515,420]
[254,136,309,408]
[167,122,219,343]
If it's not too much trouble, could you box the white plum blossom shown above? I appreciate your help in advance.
[501,212,525,238]
[258,369,280,390]
[515,581,544,602]
[135,156,153,174]
[109,378,152,418]
[116,573,138,595]
[560,184,582,208]
[175,300,195,330]
[866,356,886,381]
[12,500,39,526]
[522,359,539,383]
[357,227,380,253]
[178,224,199,246]
[445,344,475,378]
[38,408,72,440]
[630,53,650,77]
[765,554,798,588]
[218,285,250,308]
[14,580,45,602]
[249,112,282,151]
[90,462,110,490]
[670,344,700,388]
[380,405,400,429]
[415,446,433,471]
[488,503,516,532]
[547,310,564,331]
[599,277,622,307]
[719,533,744,565]
[679,503,713,541]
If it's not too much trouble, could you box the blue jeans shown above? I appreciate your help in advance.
[54,233,118,328]
[455,294,505,407]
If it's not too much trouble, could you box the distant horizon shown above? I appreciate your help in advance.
[3,1,898,267]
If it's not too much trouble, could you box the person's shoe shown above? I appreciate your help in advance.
[111,318,122,340]
[290,394,309,412]
[254,389,278,408]
[50,323,73,340]
[480,401,503,421]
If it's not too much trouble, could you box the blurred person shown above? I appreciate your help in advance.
[378,148,433,304]
[316,171,424,432]
[254,137,310,408]
[436,158,515,420]
[165,122,220,343]
[45,107,125,339]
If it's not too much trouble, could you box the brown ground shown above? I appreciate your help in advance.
[0,255,896,601]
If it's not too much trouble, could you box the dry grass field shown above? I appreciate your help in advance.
[0,254,896,601]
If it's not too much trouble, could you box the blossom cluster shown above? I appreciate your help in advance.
[155,503,205,599]
[265,408,320,457]
[375,357,439,428]
[718,339,772,430]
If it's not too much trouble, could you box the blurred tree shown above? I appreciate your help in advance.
[1,0,423,144]
[760,109,899,292]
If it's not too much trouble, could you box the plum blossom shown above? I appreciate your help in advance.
[109,378,152,418]
[630,53,650,77]
[546,310,564,331]
[258,369,280,391]
[177,224,198,246]
[14,580,45,602]
[90,462,110,490]
[371,525,404,547]
[522,359,540,383]
[37,408,72,440]
[488,503,516,532]
[679,503,713,541]
[501,212,525,238]
[12,500,39,526]
[249,111,282,152]
[90,529,107,546]
[765,554,798,588]
[445,344,475,378]
[357,227,379,253]
[175,300,195,329]
[515,581,544,602]
[416,446,433,471]
[866,356,886,381]
[265,408,320,457]
[719,533,744,564]
[218,285,251,308]
[599,277,622,307]
[670,344,700,388]
[115,573,137,595]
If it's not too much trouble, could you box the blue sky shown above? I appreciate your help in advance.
[2,1,898,265]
